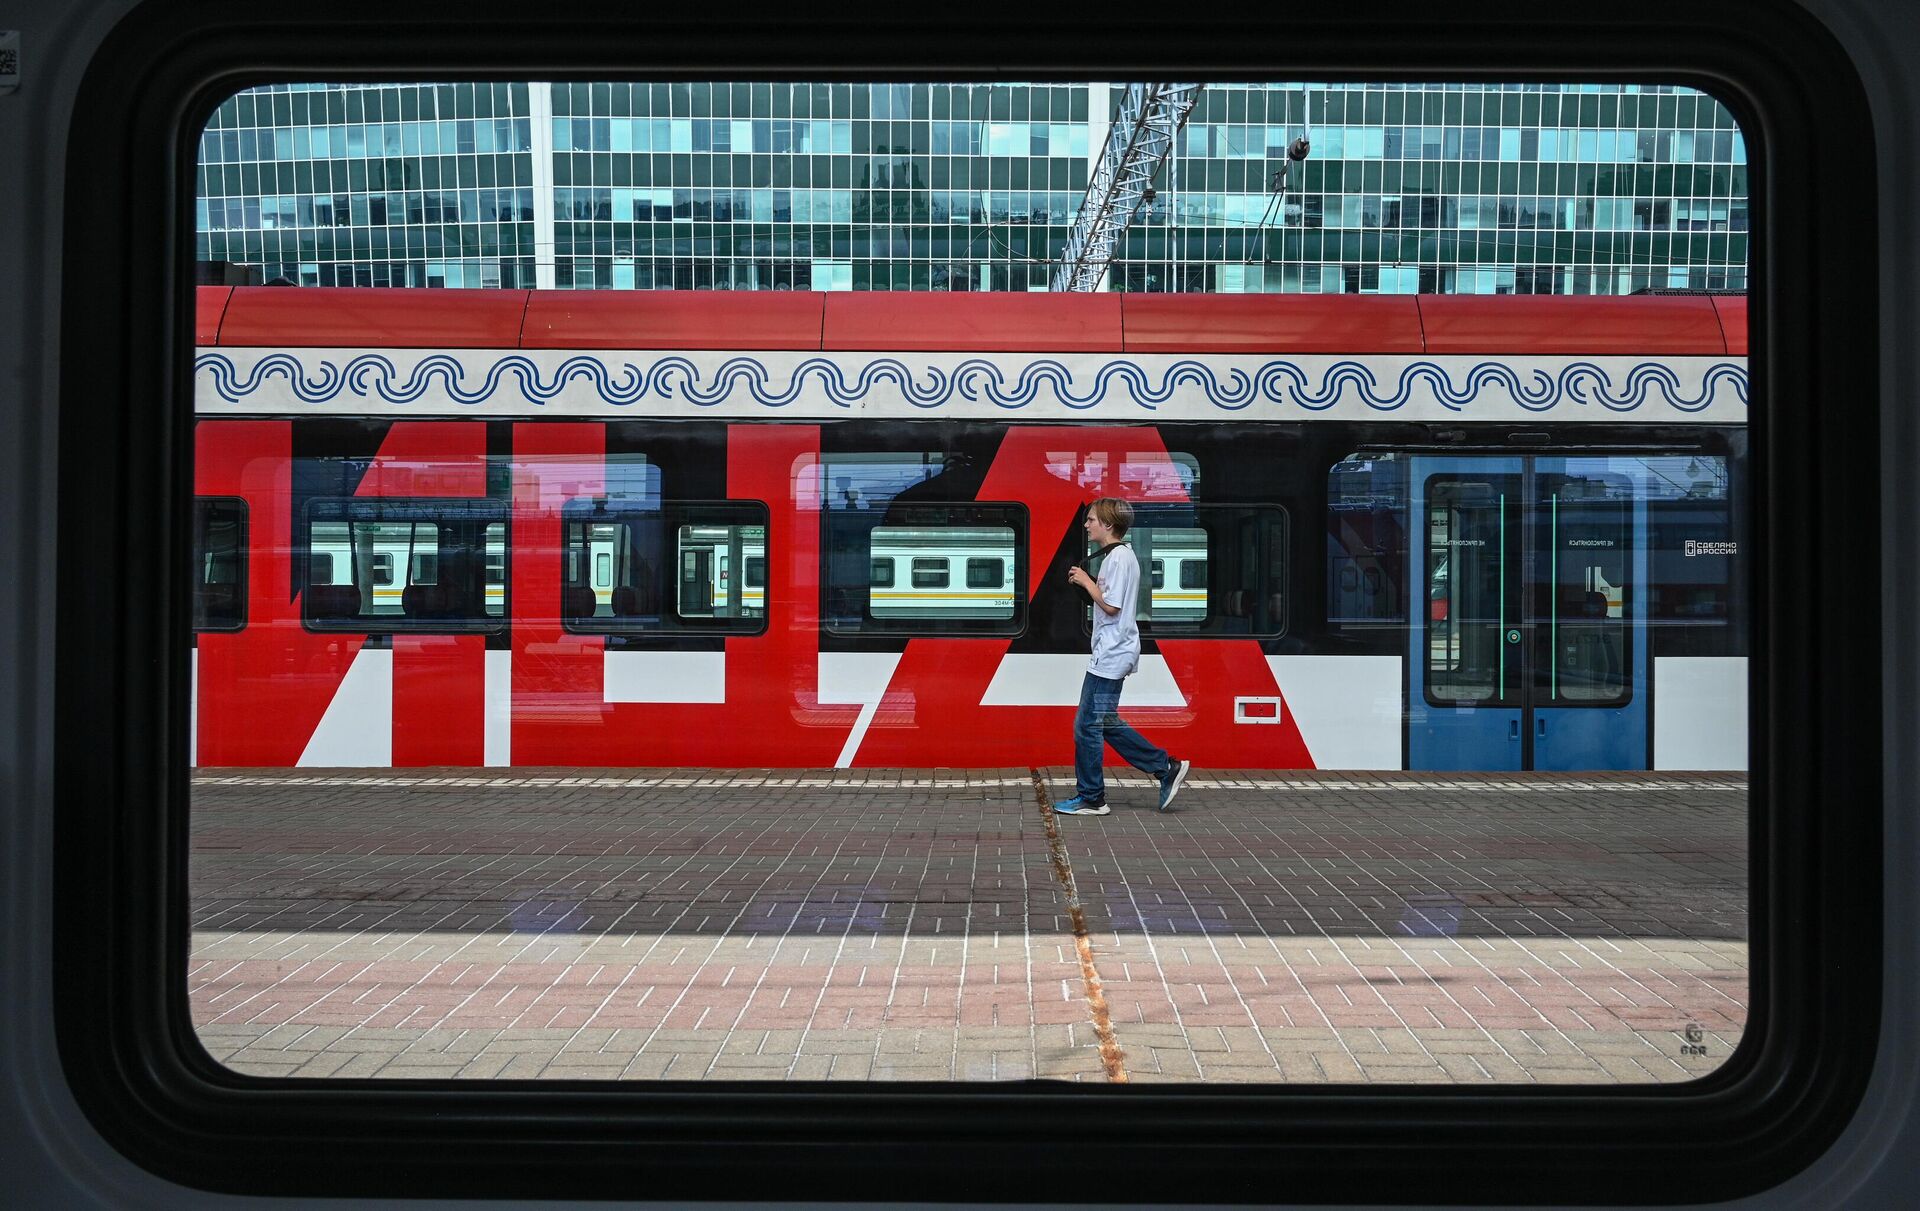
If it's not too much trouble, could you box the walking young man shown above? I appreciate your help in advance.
[1054,497,1192,816]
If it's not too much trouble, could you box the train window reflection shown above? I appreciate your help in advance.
[909,555,951,589]
[874,526,1015,620]
[965,556,1005,589]
[1091,506,1286,637]
[1644,455,1740,633]
[1327,454,1409,627]
[560,499,767,633]
[191,497,247,632]
[826,502,1027,635]
[1426,476,1516,704]
[1541,472,1632,704]
[303,499,505,631]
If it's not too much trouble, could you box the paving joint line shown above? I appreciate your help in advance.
[1029,768,1127,1084]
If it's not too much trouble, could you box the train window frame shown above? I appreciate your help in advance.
[48,6,1889,1207]
[1080,504,1289,639]
[964,555,1005,589]
[909,556,950,588]
[299,497,509,634]
[190,496,247,633]
[557,497,770,637]
[1327,452,1412,630]
[823,502,1029,638]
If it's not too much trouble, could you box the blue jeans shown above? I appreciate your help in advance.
[1075,672,1171,801]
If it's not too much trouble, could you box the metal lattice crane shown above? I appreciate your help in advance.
[1052,83,1203,292]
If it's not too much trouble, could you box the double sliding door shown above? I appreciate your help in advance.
[1408,455,1647,771]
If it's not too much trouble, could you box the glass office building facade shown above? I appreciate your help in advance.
[197,82,1748,294]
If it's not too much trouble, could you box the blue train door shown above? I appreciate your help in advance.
[1409,457,1526,769]
[1408,456,1648,771]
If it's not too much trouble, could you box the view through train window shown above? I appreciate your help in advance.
[188,80,1748,1087]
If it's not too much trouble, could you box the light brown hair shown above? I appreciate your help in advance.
[1088,497,1134,539]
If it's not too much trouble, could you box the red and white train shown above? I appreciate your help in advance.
[191,287,1747,771]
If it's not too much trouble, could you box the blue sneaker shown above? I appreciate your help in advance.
[1053,794,1110,816]
[1157,759,1191,812]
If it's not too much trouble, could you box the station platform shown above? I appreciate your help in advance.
[189,767,1747,1085]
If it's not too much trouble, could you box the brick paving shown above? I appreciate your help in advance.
[188,768,1746,1085]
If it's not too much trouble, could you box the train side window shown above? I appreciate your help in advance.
[560,499,767,634]
[1327,454,1409,626]
[191,497,247,632]
[1641,454,1740,643]
[302,498,507,632]
[965,556,1005,589]
[910,557,950,589]
[1087,505,1286,638]
[825,503,1027,636]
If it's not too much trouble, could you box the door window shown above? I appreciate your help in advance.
[1540,473,1632,704]
[1425,476,1516,704]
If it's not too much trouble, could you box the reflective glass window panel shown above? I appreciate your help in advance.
[1086,507,1287,637]
[1326,455,1409,625]
[964,556,1006,590]
[304,499,506,631]
[192,498,248,632]
[826,506,1026,636]
[873,529,1013,618]
[910,556,952,589]
[1425,476,1516,703]
[560,500,767,633]
[1642,455,1738,627]
[1538,469,1633,705]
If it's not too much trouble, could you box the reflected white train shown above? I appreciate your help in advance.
[305,522,1212,625]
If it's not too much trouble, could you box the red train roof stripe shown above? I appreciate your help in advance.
[520,291,827,348]
[196,287,1747,355]
[1711,295,1749,356]
[1417,294,1729,354]
[1122,294,1426,353]
[821,292,1124,351]
[217,286,530,347]
[195,286,233,346]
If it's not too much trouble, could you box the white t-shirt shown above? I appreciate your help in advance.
[1088,543,1142,679]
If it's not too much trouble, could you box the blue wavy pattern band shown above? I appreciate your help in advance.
[195,352,1748,414]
